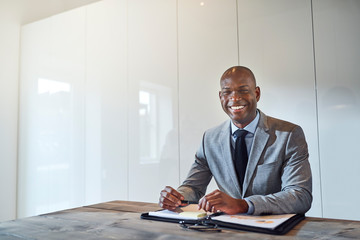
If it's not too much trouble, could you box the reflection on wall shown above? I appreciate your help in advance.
[38,78,71,94]
[321,86,357,111]
[139,90,157,163]
[35,78,73,213]
[138,81,174,165]
[18,5,86,218]
[128,78,179,202]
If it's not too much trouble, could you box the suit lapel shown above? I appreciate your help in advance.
[242,111,270,197]
[219,120,242,197]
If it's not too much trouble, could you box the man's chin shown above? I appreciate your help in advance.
[231,116,253,128]
[231,118,246,126]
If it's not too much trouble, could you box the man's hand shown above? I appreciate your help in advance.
[198,189,249,215]
[159,186,184,211]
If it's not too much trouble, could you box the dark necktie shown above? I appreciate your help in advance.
[234,129,248,188]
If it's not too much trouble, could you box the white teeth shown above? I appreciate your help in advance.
[231,106,245,110]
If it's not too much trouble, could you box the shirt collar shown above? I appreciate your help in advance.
[231,110,260,136]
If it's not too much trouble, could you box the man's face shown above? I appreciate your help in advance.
[219,72,260,128]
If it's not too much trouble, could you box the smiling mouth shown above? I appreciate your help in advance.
[230,105,245,110]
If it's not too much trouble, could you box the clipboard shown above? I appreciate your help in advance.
[141,204,209,224]
[141,209,304,235]
[208,213,304,235]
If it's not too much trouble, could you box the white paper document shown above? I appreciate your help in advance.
[211,214,296,230]
[149,204,208,220]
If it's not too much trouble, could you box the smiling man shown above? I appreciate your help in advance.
[159,66,312,215]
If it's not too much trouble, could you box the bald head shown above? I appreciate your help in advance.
[220,66,256,86]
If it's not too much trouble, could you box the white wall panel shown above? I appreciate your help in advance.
[313,0,360,220]
[0,2,20,221]
[127,0,179,202]
[237,0,321,217]
[18,8,86,217]
[85,0,128,204]
[178,0,238,192]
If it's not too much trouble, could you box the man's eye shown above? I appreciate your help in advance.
[222,91,231,95]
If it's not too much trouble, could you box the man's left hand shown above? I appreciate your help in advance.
[198,189,249,215]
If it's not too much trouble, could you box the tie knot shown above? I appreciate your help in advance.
[234,129,248,139]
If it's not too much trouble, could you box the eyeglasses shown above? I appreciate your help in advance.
[179,220,221,232]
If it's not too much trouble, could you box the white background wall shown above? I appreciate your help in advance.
[1,0,360,221]
[313,0,360,220]
[0,1,21,222]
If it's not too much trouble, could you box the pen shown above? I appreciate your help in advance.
[208,211,224,218]
[180,200,198,207]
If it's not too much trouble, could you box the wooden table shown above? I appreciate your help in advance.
[0,200,359,239]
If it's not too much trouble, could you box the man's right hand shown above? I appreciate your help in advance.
[159,186,184,211]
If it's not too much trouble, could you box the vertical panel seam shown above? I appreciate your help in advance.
[84,6,88,205]
[176,0,181,186]
[16,19,22,220]
[310,0,324,218]
[236,0,240,65]
[126,0,130,201]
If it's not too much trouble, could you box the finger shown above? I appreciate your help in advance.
[208,199,223,212]
[205,189,220,197]
[212,205,221,213]
[204,190,222,199]
[164,186,184,200]
[161,203,177,210]
[198,196,207,211]
[198,197,204,210]
[160,194,181,207]
[198,190,217,211]
[204,197,222,212]
[160,190,181,206]
[199,190,221,205]
[205,200,212,212]
[159,196,179,210]
[203,197,224,212]
[203,193,219,201]
[162,188,183,205]
[207,198,223,206]
[211,205,222,213]
[159,201,178,211]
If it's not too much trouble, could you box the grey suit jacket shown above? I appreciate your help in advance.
[177,110,312,215]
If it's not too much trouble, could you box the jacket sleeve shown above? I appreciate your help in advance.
[177,133,213,202]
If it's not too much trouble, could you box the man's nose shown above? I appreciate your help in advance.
[230,91,241,100]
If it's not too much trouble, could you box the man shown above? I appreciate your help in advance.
[159,66,312,215]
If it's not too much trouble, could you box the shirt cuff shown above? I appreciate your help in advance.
[244,198,254,215]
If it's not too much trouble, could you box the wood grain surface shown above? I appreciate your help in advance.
[0,201,359,239]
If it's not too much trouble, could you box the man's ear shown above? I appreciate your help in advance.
[255,86,261,102]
